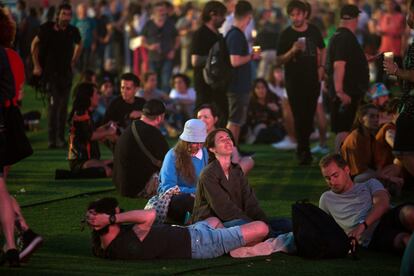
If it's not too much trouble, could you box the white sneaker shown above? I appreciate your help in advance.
[272,137,297,150]
[311,145,330,155]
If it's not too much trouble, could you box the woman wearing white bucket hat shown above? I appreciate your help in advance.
[157,119,209,223]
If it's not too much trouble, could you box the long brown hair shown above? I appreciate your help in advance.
[174,140,196,184]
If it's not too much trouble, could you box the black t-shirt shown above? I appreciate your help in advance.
[226,26,251,94]
[190,24,221,88]
[141,18,178,61]
[37,22,81,77]
[277,24,324,89]
[103,96,146,129]
[105,224,191,260]
[113,120,169,197]
[68,110,100,162]
[326,27,369,97]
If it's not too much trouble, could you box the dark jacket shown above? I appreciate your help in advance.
[191,159,268,223]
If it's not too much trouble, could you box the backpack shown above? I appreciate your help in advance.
[203,34,232,90]
[292,200,357,259]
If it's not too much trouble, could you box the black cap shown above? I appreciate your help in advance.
[142,99,166,116]
[340,4,360,20]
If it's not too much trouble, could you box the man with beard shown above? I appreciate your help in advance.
[31,3,82,149]
[276,0,325,165]
[191,1,228,127]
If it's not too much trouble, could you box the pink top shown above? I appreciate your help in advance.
[378,12,405,57]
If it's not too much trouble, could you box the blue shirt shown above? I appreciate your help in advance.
[225,26,251,94]
[158,147,209,194]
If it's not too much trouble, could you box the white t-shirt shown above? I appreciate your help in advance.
[169,88,196,102]
[319,178,387,246]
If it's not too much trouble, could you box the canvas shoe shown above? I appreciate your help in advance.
[272,137,297,150]
[311,145,330,155]
[18,229,43,263]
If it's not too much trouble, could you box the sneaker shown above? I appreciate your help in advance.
[18,229,43,263]
[6,249,19,267]
[311,145,330,155]
[272,137,297,150]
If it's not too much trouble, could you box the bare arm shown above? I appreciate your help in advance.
[333,60,351,105]
[230,54,251,68]
[72,42,83,67]
[348,190,390,240]
[31,36,42,75]
[276,41,302,66]
[191,54,207,67]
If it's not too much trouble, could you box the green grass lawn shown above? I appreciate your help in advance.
[0,86,411,275]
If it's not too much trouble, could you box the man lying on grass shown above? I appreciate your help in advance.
[85,197,269,259]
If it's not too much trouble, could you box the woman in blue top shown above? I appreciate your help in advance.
[158,119,208,223]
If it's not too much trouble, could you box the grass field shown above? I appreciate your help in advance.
[0,86,411,275]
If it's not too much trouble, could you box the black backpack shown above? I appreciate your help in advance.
[292,200,357,259]
[203,34,232,90]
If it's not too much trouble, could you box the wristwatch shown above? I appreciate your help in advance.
[109,214,117,225]
[359,220,368,230]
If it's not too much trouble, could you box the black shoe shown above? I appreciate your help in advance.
[6,249,20,267]
[18,229,43,263]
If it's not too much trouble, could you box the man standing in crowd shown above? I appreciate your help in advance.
[71,3,96,72]
[191,1,228,127]
[141,1,179,93]
[319,153,414,252]
[276,0,325,165]
[31,3,82,149]
[103,73,146,131]
[326,4,369,151]
[225,0,259,145]
[113,99,169,198]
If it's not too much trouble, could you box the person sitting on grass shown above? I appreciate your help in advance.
[169,73,196,130]
[68,82,117,177]
[341,103,403,191]
[190,127,292,235]
[245,78,284,145]
[319,153,414,253]
[196,104,254,174]
[85,197,269,260]
[157,119,208,223]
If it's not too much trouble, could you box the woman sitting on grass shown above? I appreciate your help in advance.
[196,104,254,174]
[157,119,208,223]
[68,82,117,177]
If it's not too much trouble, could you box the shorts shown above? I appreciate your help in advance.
[69,159,86,172]
[369,203,414,253]
[393,112,414,155]
[188,221,245,259]
[227,91,250,125]
[330,96,361,134]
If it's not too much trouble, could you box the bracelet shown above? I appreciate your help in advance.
[109,214,117,225]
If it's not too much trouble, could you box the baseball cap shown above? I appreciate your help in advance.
[142,99,166,116]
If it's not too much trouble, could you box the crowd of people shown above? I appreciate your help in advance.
[0,0,414,273]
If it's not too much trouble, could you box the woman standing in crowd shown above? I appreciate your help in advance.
[157,119,208,223]
[196,104,254,174]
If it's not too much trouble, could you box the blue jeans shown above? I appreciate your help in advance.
[222,217,292,238]
[188,221,245,259]
[149,59,173,93]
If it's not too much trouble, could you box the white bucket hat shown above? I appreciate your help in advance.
[179,119,207,143]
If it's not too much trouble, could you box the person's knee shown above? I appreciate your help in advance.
[394,232,412,250]
[254,221,269,238]
[400,205,414,231]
